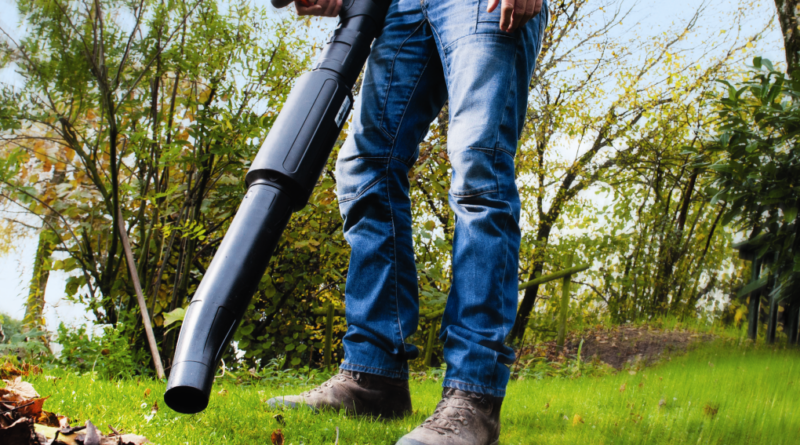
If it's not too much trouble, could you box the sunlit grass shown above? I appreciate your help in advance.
[24,340,800,444]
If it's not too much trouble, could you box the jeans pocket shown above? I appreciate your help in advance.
[449,146,499,197]
[475,0,513,36]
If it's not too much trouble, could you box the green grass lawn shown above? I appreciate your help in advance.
[24,340,800,444]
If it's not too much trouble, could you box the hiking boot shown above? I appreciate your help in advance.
[396,388,503,445]
[266,369,412,419]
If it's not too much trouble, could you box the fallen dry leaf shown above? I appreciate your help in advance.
[572,414,584,426]
[618,383,626,393]
[0,417,37,445]
[0,363,23,380]
[85,420,101,445]
[703,404,719,418]
[271,428,285,445]
[114,433,150,445]
[3,378,39,399]
[143,389,151,398]
[16,397,47,418]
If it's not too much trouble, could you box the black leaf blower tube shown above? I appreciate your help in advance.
[164,0,389,414]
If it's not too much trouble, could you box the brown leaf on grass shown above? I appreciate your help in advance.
[34,410,60,428]
[703,404,719,418]
[16,397,47,418]
[20,364,41,377]
[0,363,23,380]
[113,434,150,445]
[3,378,40,399]
[143,389,151,399]
[572,414,584,426]
[270,429,285,445]
[150,401,158,414]
[618,383,626,393]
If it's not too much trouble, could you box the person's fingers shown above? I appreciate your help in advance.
[333,0,343,16]
[324,0,337,16]
[499,0,513,32]
[296,2,323,16]
[524,0,536,22]
[487,0,500,13]
[534,0,543,15]
[509,0,526,31]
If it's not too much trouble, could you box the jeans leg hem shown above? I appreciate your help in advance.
[340,362,408,380]
[443,379,506,398]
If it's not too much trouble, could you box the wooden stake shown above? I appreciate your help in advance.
[117,209,165,379]
[324,303,334,368]
[557,255,574,349]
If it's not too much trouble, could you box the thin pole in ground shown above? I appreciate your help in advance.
[117,208,165,379]
[557,254,574,350]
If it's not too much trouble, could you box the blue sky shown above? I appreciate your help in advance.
[0,0,784,329]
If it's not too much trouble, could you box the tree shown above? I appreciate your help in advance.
[774,0,800,69]
[507,0,766,339]
[0,0,314,370]
[697,57,800,338]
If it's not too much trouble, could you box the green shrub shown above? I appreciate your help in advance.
[53,324,153,379]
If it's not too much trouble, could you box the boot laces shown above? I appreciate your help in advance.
[302,372,353,396]
[422,395,478,436]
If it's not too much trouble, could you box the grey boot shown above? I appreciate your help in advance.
[396,388,503,445]
[266,369,412,420]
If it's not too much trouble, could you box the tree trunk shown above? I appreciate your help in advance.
[22,168,65,336]
[23,229,53,333]
[775,0,800,69]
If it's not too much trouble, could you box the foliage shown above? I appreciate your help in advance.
[0,312,22,343]
[0,0,776,374]
[0,0,341,371]
[51,323,152,379]
[695,57,800,308]
[0,312,49,361]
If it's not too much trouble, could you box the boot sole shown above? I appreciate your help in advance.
[396,439,499,445]
[267,397,410,421]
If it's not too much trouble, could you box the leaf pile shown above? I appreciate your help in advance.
[0,363,149,445]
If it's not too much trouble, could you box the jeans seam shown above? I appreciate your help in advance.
[444,378,506,396]
[450,187,498,198]
[384,150,406,355]
[341,362,408,379]
[424,11,450,80]
[337,173,387,203]
[379,20,427,142]
[392,51,437,143]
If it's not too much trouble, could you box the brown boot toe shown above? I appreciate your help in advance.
[266,370,412,419]
[395,388,502,445]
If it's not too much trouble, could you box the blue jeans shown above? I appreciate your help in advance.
[336,0,548,397]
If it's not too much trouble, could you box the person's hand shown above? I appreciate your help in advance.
[295,0,342,17]
[487,0,543,33]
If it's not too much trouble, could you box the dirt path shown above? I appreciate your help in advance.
[521,325,713,369]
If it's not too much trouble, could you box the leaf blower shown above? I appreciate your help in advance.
[163,0,390,414]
